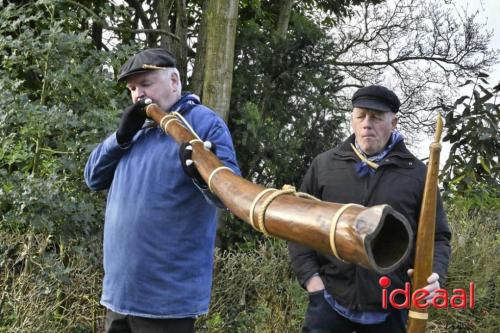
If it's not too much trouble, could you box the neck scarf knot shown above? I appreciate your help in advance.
[352,131,404,177]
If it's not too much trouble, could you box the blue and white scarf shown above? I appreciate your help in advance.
[353,131,404,177]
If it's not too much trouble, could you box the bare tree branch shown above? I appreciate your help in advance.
[326,0,498,136]
[65,0,180,41]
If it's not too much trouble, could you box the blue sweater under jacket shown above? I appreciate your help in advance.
[84,100,240,318]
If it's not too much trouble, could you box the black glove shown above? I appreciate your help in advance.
[116,99,148,145]
[179,141,217,188]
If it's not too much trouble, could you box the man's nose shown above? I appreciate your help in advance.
[361,116,373,127]
[134,88,146,101]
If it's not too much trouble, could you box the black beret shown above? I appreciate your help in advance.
[351,85,401,113]
[117,48,177,82]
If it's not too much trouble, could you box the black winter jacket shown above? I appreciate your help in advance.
[288,134,451,312]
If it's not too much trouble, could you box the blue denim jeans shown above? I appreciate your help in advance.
[303,290,408,333]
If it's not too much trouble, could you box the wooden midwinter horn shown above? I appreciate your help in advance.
[406,115,444,333]
[145,103,413,274]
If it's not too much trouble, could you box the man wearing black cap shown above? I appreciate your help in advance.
[289,85,451,332]
[84,48,240,332]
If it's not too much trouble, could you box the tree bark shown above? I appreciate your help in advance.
[276,0,294,39]
[202,0,238,121]
[157,0,175,48]
[201,0,238,242]
[91,0,104,50]
[156,0,188,83]
[174,0,188,85]
[189,0,209,97]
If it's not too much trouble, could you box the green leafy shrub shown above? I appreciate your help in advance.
[429,194,499,333]
[441,75,499,197]
[0,2,128,331]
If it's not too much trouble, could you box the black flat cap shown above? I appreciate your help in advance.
[352,85,401,113]
[117,48,177,82]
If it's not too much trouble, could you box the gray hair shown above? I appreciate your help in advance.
[161,67,182,96]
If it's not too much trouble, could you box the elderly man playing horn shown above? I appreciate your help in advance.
[289,85,451,333]
[84,48,240,333]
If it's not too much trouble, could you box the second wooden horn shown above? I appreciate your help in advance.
[406,115,444,333]
[146,103,413,274]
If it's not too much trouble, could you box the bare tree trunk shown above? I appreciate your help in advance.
[156,0,188,84]
[91,0,104,50]
[201,0,239,244]
[202,0,238,121]
[276,0,294,39]
[189,0,209,97]
[174,0,188,84]
[157,0,175,48]
[259,0,294,119]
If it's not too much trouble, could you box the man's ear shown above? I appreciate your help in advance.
[391,114,398,129]
[170,72,179,92]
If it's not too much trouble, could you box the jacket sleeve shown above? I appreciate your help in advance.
[197,115,241,208]
[432,192,452,286]
[192,178,226,208]
[288,160,322,288]
[204,121,240,177]
[84,132,128,191]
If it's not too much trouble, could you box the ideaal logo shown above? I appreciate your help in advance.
[379,276,475,309]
